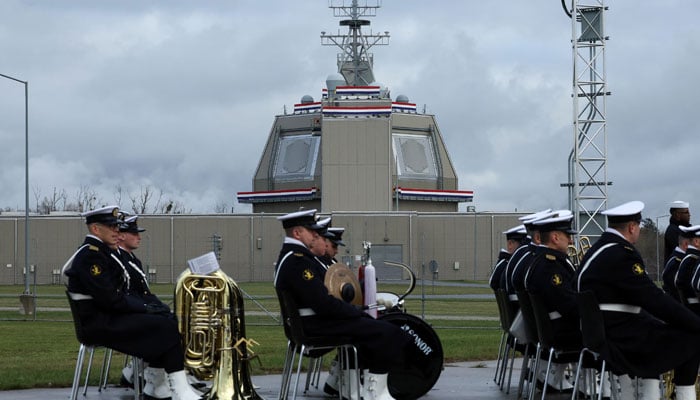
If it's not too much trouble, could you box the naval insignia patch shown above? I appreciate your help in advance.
[551,273,563,286]
[90,265,102,276]
[545,254,556,261]
[632,263,644,275]
[302,269,314,280]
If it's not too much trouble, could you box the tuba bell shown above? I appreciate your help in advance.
[174,268,263,400]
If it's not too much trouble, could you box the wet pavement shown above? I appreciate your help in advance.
[0,358,573,400]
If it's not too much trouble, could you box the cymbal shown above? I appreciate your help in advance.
[324,263,362,306]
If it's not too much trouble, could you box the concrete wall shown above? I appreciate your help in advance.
[0,211,524,285]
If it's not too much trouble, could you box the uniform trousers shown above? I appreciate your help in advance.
[304,315,411,374]
[81,310,184,373]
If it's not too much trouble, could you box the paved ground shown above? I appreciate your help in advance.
[0,359,576,400]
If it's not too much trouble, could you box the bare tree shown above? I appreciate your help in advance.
[213,200,231,213]
[129,185,164,214]
[113,185,125,209]
[68,185,100,212]
[38,187,67,214]
[32,185,41,213]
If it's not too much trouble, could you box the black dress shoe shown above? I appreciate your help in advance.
[143,394,171,400]
[323,382,339,396]
[120,374,133,388]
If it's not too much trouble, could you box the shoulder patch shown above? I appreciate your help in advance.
[90,264,102,276]
[294,252,304,257]
[551,273,563,286]
[623,246,635,252]
[545,254,556,261]
[302,268,314,280]
[88,245,99,251]
[632,263,645,275]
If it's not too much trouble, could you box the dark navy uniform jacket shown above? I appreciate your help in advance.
[118,247,166,307]
[274,238,411,373]
[664,219,685,262]
[674,247,700,310]
[501,237,532,298]
[577,230,700,378]
[662,247,685,302]
[510,243,538,293]
[524,246,581,348]
[488,250,510,291]
[65,235,182,370]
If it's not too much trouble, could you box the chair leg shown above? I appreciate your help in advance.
[82,346,97,396]
[291,344,307,400]
[504,337,518,392]
[528,343,542,400]
[539,348,556,400]
[70,344,88,400]
[99,348,113,391]
[279,341,296,400]
[132,357,143,400]
[517,344,531,398]
[494,331,507,383]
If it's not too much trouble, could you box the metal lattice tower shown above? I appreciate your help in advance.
[566,0,611,240]
[321,0,390,86]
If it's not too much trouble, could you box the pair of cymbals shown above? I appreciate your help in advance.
[324,263,362,306]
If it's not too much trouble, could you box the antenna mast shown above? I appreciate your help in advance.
[565,0,611,240]
[321,0,390,86]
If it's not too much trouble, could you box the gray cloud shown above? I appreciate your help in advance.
[0,0,697,225]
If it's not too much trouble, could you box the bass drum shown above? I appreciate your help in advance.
[379,313,443,400]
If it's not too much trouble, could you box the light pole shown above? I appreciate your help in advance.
[0,73,30,295]
[655,214,670,282]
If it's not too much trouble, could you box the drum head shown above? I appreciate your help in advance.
[379,313,443,400]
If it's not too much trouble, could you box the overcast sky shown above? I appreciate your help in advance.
[0,1,698,228]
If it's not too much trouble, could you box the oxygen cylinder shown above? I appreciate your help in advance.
[363,258,377,318]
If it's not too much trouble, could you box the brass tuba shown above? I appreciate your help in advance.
[568,236,592,269]
[174,269,263,400]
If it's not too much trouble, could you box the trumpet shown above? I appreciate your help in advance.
[174,269,263,400]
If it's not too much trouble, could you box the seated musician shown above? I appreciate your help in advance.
[273,209,411,400]
[489,224,527,291]
[64,206,203,400]
[576,201,700,400]
[523,210,579,393]
[661,228,691,302]
[116,214,176,400]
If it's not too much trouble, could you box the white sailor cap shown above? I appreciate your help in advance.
[277,209,323,229]
[601,201,644,224]
[119,215,146,233]
[670,200,690,209]
[519,208,554,230]
[315,216,332,233]
[82,205,121,225]
[679,225,700,238]
[503,225,527,241]
[325,227,346,246]
[532,209,577,234]
[518,209,553,223]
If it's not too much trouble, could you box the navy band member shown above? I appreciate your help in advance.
[664,200,691,263]
[64,206,202,400]
[576,201,700,400]
[117,215,175,399]
[503,209,552,298]
[273,209,411,400]
[489,225,526,291]
[524,211,580,349]
[662,228,691,302]
[673,225,700,309]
